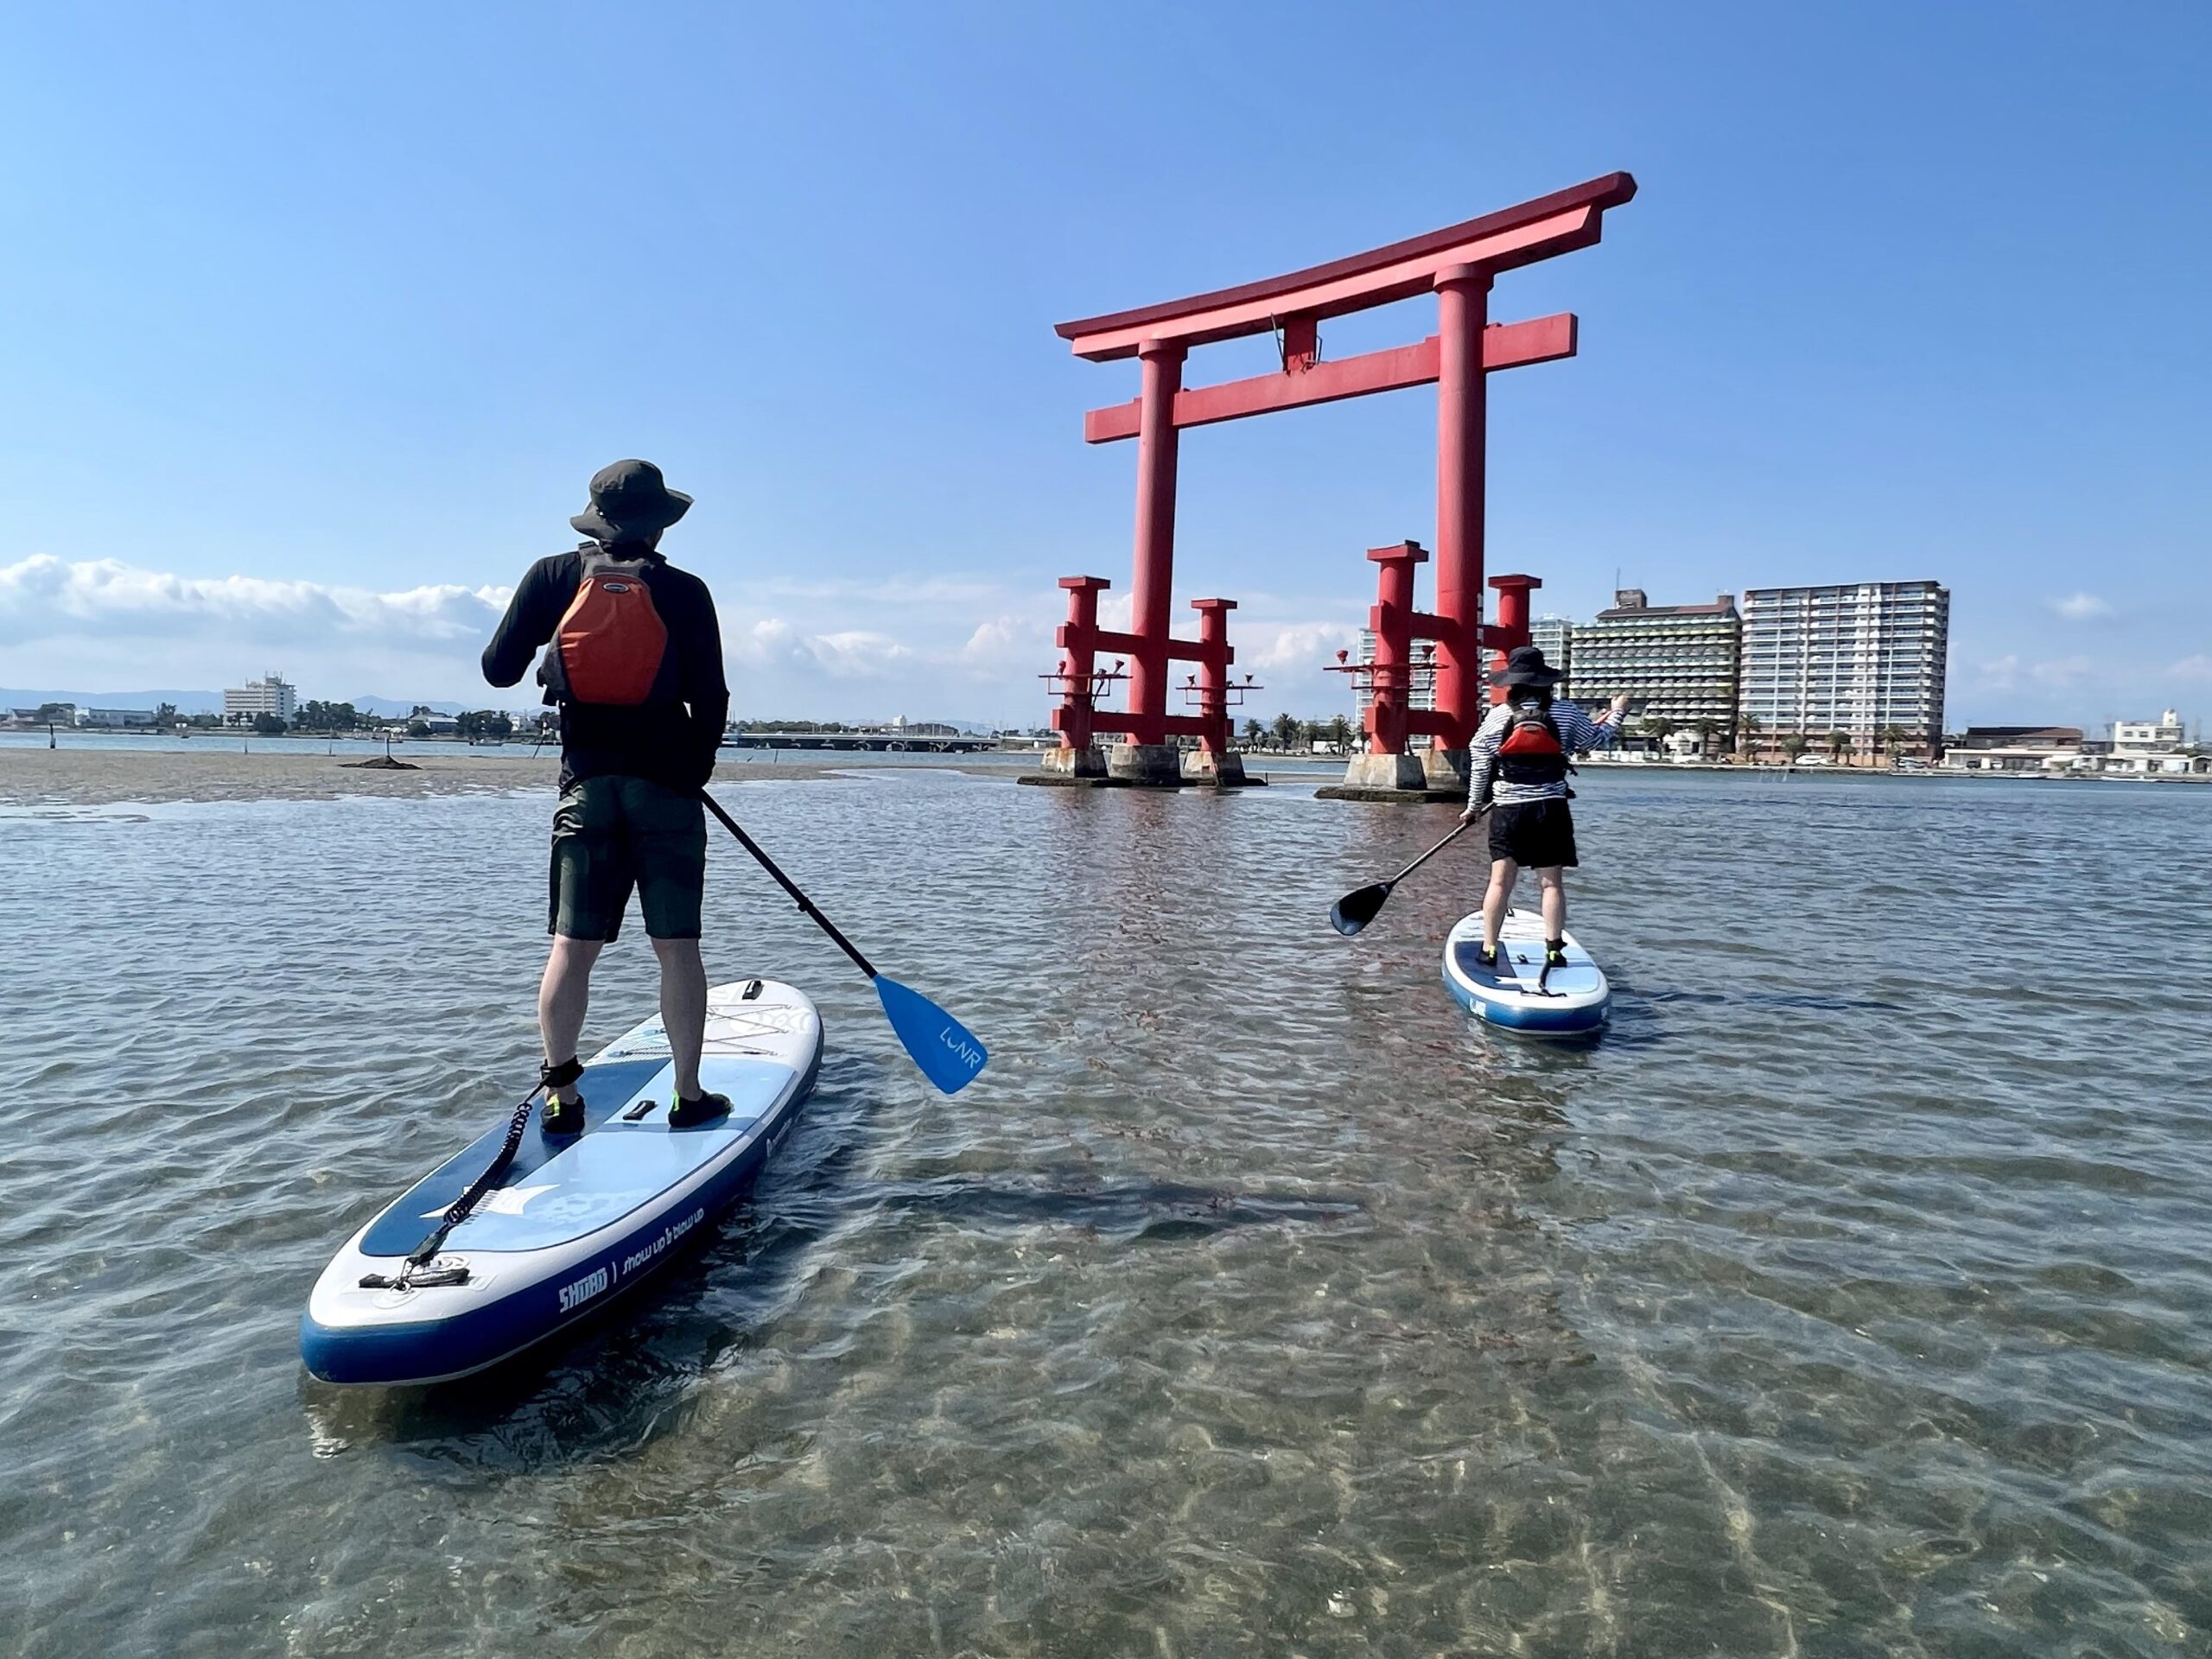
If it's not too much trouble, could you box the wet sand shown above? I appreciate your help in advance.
[0,747,961,806]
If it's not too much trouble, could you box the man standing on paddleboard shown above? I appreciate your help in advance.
[1461,645,1630,972]
[482,459,734,1135]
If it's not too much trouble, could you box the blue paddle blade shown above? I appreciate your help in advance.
[874,975,988,1095]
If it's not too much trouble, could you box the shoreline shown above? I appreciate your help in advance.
[6,744,2204,810]
[0,747,995,807]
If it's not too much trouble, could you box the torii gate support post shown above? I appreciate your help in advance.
[1035,577,1259,787]
[1040,575,1113,780]
[1486,574,1540,685]
[1180,598,1249,785]
[1342,541,1431,792]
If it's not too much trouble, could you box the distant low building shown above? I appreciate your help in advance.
[75,708,155,728]
[224,673,298,724]
[1948,725,2082,772]
[2107,709,2191,773]
[870,717,961,737]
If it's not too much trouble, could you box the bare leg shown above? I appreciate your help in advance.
[538,935,604,1069]
[1537,867,1567,941]
[652,936,709,1100]
[1481,857,1520,951]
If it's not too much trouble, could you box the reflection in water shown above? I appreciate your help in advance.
[3,770,2209,1656]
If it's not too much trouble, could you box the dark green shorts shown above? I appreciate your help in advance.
[548,776,707,941]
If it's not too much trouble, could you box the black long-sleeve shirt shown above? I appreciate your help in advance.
[482,543,728,791]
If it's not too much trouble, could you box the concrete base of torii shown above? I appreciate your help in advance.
[1181,748,1264,787]
[1315,748,1467,804]
[1423,747,1471,791]
[1018,745,1124,788]
[1107,742,1186,787]
[1042,743,1109,779]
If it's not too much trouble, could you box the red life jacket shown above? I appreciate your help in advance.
[544,548,677,707]
[1496,703,1570,786]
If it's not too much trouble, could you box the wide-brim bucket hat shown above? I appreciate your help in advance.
[1499,644,1563,688]
[571,459,693,542]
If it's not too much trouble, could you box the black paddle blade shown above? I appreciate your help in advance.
[1329,880,1394,937]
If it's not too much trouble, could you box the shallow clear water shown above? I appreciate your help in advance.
[2,769,2208,1656]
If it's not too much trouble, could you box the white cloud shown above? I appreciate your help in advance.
[1975,654,2021,690]
[2047,592,2114,621]
[1240,620,1363,671]
[0,553,507,646]
[959,614,1043,666]
[2170,654,2212,683]
[2031,654,2096,687]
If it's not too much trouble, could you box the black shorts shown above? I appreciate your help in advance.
[1488,798,1579,869]
[548,776,708,941]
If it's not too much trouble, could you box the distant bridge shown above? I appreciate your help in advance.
[721,731,998,753]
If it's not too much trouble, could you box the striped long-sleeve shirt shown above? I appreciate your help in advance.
[1467,698,1618,808]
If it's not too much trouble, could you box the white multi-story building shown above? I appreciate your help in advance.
[2107,709,2192,774]
[223,673,298,723]
[1738,582,1949,757]
[1528,614,1573,689]
[1568,591,1742,744]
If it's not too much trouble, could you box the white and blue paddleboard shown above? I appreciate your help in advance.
[1443,911,1611,1036]
[302,978,822,1386]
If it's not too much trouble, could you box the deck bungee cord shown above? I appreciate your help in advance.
[358,1083,545,1290]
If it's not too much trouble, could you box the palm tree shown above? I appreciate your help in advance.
[1827,729,1853,765]
[1242,718,1265,750]
[1694,716,1718,758]
[1876,723,1906,765]
[1780,733,1809,766]
[1270,712,1299,753]
[1639,715,1676,756]
[1327,714,1353,753]
[1737,712,1761,758]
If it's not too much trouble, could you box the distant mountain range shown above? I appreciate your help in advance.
[0,688,468,716]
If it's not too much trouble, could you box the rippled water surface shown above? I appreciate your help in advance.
[3,769,2209,1657]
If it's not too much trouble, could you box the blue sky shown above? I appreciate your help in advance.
[1,2,2205,731]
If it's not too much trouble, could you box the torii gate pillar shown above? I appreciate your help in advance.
[1429,266,1490,786]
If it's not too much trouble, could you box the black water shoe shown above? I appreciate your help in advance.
[1477,944,1500,969]
[540,1057,587,1137]
[1544,941,1569,969]
[667,1091,731,1129]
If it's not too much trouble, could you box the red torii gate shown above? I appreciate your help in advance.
[1039,171,1636,788]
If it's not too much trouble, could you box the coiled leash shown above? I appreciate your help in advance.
[357,1063,569,1290]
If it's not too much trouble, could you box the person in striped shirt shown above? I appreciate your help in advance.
[1459,645,1630,970]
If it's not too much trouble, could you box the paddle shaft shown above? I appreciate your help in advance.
[700,791,880,980]
[1385,810,1482,891]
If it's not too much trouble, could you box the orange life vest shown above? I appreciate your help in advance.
[547,549,675,707]
[1496,703,1570,786]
